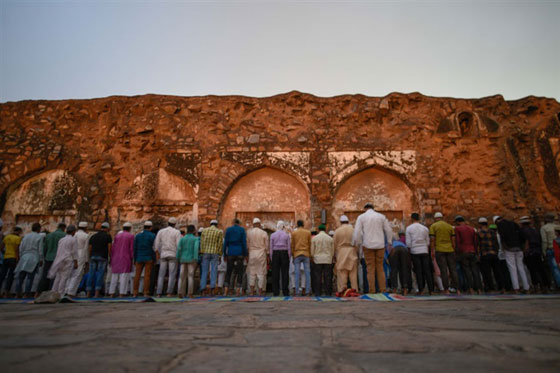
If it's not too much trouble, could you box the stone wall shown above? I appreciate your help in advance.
[1,91,559,233]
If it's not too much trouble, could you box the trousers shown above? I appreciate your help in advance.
[313,263,333,296]
[178,262,197,297]
[363,248,385,293]
[109,272,129,295]
[0,258,17,294]
[157,257,178,295]
[224,256,245,288]
[294,256,312,295]
[435,252,459,290]
[16,270,37,295]
[480,254,504,291]
[526,254,549,290]
[457,252,482,291]
[271,250,290,296]
[66,263,85,296]
[336,261,358,292]
[504,250,529,290]
[389,247,411,290]
[411,253,433,293]
[133,260,153,296]
[51,261,74,295]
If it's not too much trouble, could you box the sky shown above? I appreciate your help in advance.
[1,0,559,103]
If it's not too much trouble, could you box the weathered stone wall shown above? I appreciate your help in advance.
[1,91,559,232]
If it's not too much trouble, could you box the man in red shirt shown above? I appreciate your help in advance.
[454,216,482,294]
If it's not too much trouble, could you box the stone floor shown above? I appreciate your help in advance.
[1,299,560,372]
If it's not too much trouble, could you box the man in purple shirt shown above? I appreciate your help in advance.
[270,221,291,296]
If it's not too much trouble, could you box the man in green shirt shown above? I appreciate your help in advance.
[429,213,460,295]
[38,222,66,293]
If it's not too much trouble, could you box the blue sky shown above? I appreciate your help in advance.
[1,0,559,102]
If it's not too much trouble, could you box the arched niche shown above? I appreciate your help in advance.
[219,167,311,230]
[2,169,79,232]
[332,167,415,233]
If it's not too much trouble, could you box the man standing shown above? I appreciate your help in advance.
[109,222,134,297]
[291,220,312,296]
[87,222,112,298]
[520,216,549,293]
[270,221,291,297]
[247,218,269,296]
[38,222,66,293]
[406,213,433,295]
[223,219,247,297]
[496,216,529,293]
[199,220,223,296]
[454,216,482,294]
[352,203,393,294]
[154,217,182,297]
[14,223,43,298]
[177,225,199,298]
[48,225,78,296]
[333,215,358,293]
[311,224,334,296]
[429,212,460,295]
[541,213,560,287]
[66,222,90,297]
[133,221,155,297]
[477,217,504,293]
[1,226,22,297]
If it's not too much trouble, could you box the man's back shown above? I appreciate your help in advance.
[200,226,223,255]
[291,228,311,257]
[406,222,430,254]
[429,220,455,253]
[455,224,477,253]
[247,227,268,251]
[89,231,112,259]
[353,209,393,249]
[311,232,334,264]
[334,224,354,251]
[45,229,65,261]
[224,225,246,256]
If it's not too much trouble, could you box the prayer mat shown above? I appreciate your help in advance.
[59,296,155,303]
[0,298,35,304]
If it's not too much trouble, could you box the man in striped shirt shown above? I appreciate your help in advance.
[199,220,223,296]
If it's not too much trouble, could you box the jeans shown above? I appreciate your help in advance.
[199,253,219,291]
[546,249,560,287]
[435,252,459,290]
[16,270,37,295]
[411,253,433,293]
[313,263,333,296]
[0,258,17,294]
[457,252,482,291]
[87,256,107,292]
[224,256,245,288]
[271,250,290,296]
[293,255,311,295]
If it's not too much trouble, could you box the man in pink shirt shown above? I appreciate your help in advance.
[454,216,482,294]
[109,222,134,297]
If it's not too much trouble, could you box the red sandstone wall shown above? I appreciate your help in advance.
[1,91,559,232]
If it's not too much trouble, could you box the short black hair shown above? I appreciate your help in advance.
[297,220,304,227]
[411,213,420,221]
[14,226,22,233]
[32,223,41,232]
[187,225,196,234]
[123,226,131,231]
[58,222,67,229]
[234,219,241,225]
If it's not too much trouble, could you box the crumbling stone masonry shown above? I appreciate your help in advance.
[1,91,559,233]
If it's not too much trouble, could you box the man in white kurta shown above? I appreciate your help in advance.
[333,215,358,292]
[155,217,182,296]
[246,218,269,295]
[66,222,90,296]
[48,225,78,296]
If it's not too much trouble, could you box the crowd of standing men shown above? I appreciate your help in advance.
[1,204,560,299]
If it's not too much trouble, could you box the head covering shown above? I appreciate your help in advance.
[478,217,488,224]
[277,220,285,230]
[198,227,204,233]
[66,224,77,233]
[144,220,153,227]
[101,222,110,229]
[519,216,531,224]
[340,215,349,223]
[493,216,501,224]
[328,230,335,236]
[168,217,177,225]
[454,215,464,222]
[14,225,23,231]
[434,212,443,218]
[78,221,88,228]
[489,224,498,230]
[318,224,326,231]
[210,219,218,225]
[123,222,132,228]
[554,224,560,232]
[253,218,261,224]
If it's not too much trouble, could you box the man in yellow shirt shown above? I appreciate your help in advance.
[291,220,312,296]
[1,226,22,297]
[429,213,460,295]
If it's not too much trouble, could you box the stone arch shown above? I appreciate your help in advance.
[332,167,416,233]
[1,169,80,232]
[219,167,311,231]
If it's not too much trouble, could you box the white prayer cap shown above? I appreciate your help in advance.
[328,230,335,236]
[478,217,488,224]
[253,218,261,224]
[198,227,204,233]
[493,216,501,224]
[434,212,443,218]
[78,221,88,228]
[123,222,132,228]
[210,219,218,225]
[101,222,110,228]
[144,220,153,227]
[277,220,285,230]
[519,216,531,224]
[168,217,178,225]
[340,215,349,223]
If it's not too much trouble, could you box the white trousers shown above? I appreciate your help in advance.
[157,258,178,295]
[217,270,226,288]
[66,263,85,296]
[109,273,129,295]
[52,261,74,295]
[248,271,267,290]
[505,250,529,290]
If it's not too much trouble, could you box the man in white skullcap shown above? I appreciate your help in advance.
[48,225,78,296]
[269,220,291,296]
[247,218,269,295]
[109,222,135,297]
[66,222,90,297]
[334,215,358,292]
[429,212,459,295]
[154,217,182,297]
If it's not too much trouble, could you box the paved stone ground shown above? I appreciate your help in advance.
[1,299,560,372]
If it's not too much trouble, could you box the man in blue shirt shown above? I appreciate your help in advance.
[133,221,156,297]
[223,219,247,297]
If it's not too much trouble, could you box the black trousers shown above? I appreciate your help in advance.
[0,258,17,294]
[411,253,433,293]
[224,255,245,288]
[526,254,549,290]
[499,259,513,291]
[389,247,411,290]
[457,252,482,291]
[313,263,333,296]
[37,260,53,293]
[480,254,504,291]
[271,250,290,296]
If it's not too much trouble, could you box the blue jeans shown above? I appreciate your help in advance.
[546,249,560,287]
[293,255,311,295]
[199,254,219,291]
[87,256,107,292]
[16,270,37,295]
